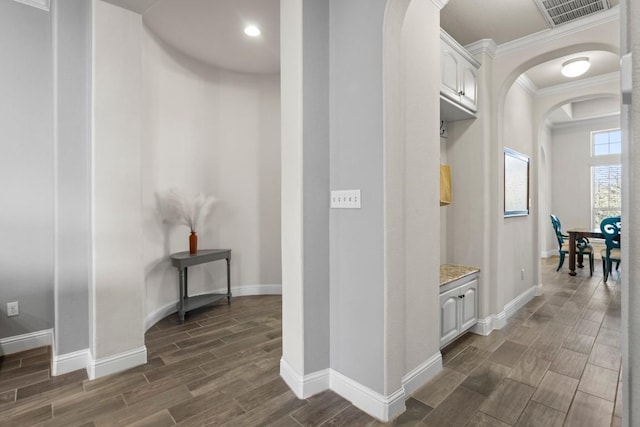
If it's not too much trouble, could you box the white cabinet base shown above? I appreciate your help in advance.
[439,273,479,348]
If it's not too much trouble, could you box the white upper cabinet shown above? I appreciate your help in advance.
[441,48,460,100]
[440,29,480,121]
[459,64,478,110]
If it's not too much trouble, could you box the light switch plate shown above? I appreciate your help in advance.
[330,189,361,209]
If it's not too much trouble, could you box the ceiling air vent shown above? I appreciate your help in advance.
[534,0,611,27]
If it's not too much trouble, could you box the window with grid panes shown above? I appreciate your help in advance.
[591,129,621,229]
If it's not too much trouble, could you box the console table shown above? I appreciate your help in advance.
[170,249,231,322]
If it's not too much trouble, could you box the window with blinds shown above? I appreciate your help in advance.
[592,164,621,228]
[591,129,621,229]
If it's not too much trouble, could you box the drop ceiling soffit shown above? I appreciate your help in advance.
[11,0,49,11]
[535,71,620,97]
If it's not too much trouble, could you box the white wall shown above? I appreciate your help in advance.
[141,29,282,322]
[280,0,306,383]
[92,0,145,359]
[550,116,621,232]
[0,0,54,339]
[397,0,442,394]
[621,0,639,422]
[1,0,93,363]
[53,0,92,356]
[499,82,536,304]
[329,0,386,393]
[538,123,554,256]
[280,1,442,417]
[300,0,330,374]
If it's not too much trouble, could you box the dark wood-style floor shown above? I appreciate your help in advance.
[0,257,621,426]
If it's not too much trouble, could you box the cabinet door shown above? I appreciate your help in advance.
[440,288,460,347]
[459,65,478,112]
[440,47,460,102]
[460,279,478,331]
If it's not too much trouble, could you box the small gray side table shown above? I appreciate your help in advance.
[170,249,232,322]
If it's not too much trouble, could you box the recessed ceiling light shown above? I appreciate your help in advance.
[244,25,261,37]
[561,57,590,78]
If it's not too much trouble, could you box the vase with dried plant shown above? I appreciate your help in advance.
[157,188,217,255]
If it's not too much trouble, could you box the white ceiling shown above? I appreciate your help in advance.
[441,0,551,47]
[103,0,620,120]
[441,0,620,89]
[440,0,621,123]
[103,0,280,74]
[441,0,620,47]
[102,0,158,14]
[525,50,620,89]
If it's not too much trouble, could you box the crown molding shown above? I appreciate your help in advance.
[536,71,619,97]
[11,0,50,11]
[466,39,497,60]
[495,6,619,57]
[516,75,538,97]
[431,0,449,10]
[441,29,481,67]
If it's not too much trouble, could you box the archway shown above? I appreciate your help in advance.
[488,32,620,314]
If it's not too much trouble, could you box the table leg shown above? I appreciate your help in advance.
[226,256,232,304]
[569,233,577,276]
[178,267,186,322]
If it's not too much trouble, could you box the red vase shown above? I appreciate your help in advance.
[189,231,198,254]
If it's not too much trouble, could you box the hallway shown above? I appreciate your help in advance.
[0,258,621,426]
[410,257,621,426]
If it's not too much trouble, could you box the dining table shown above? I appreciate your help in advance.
[566,228,604,276]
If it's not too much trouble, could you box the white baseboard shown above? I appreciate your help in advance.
[0,330,146,380]
[145,284,282,332]
[330,369,405,422]
[541,250,556,258]
[472,285,538,335]
[144,300,179,332]
[52,349,90,376]
[505,285,539,318]
[0,329,53,356]
[87,346,147,380]
[280,351,442,422]
[471,311,506,335]
[229,284,282,296]
[535,283,544,296]
[401,352,442,397]
[279,357,330,399]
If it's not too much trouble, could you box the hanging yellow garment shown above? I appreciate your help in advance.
[440,165,452,206]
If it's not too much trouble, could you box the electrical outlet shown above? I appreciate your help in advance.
[521,269,525,280]
[7,301,18,317]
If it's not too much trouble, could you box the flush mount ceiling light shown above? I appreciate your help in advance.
[244,25,261,37]
[561,57,591,78]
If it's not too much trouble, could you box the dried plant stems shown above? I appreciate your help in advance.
[157,188,217,232]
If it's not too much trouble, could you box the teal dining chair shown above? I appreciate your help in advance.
[550,214,594,275]
[600,215,621,283]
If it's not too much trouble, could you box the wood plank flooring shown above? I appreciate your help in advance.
[0,257,621,426]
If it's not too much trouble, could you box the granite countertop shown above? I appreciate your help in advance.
[440,264,480,286]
